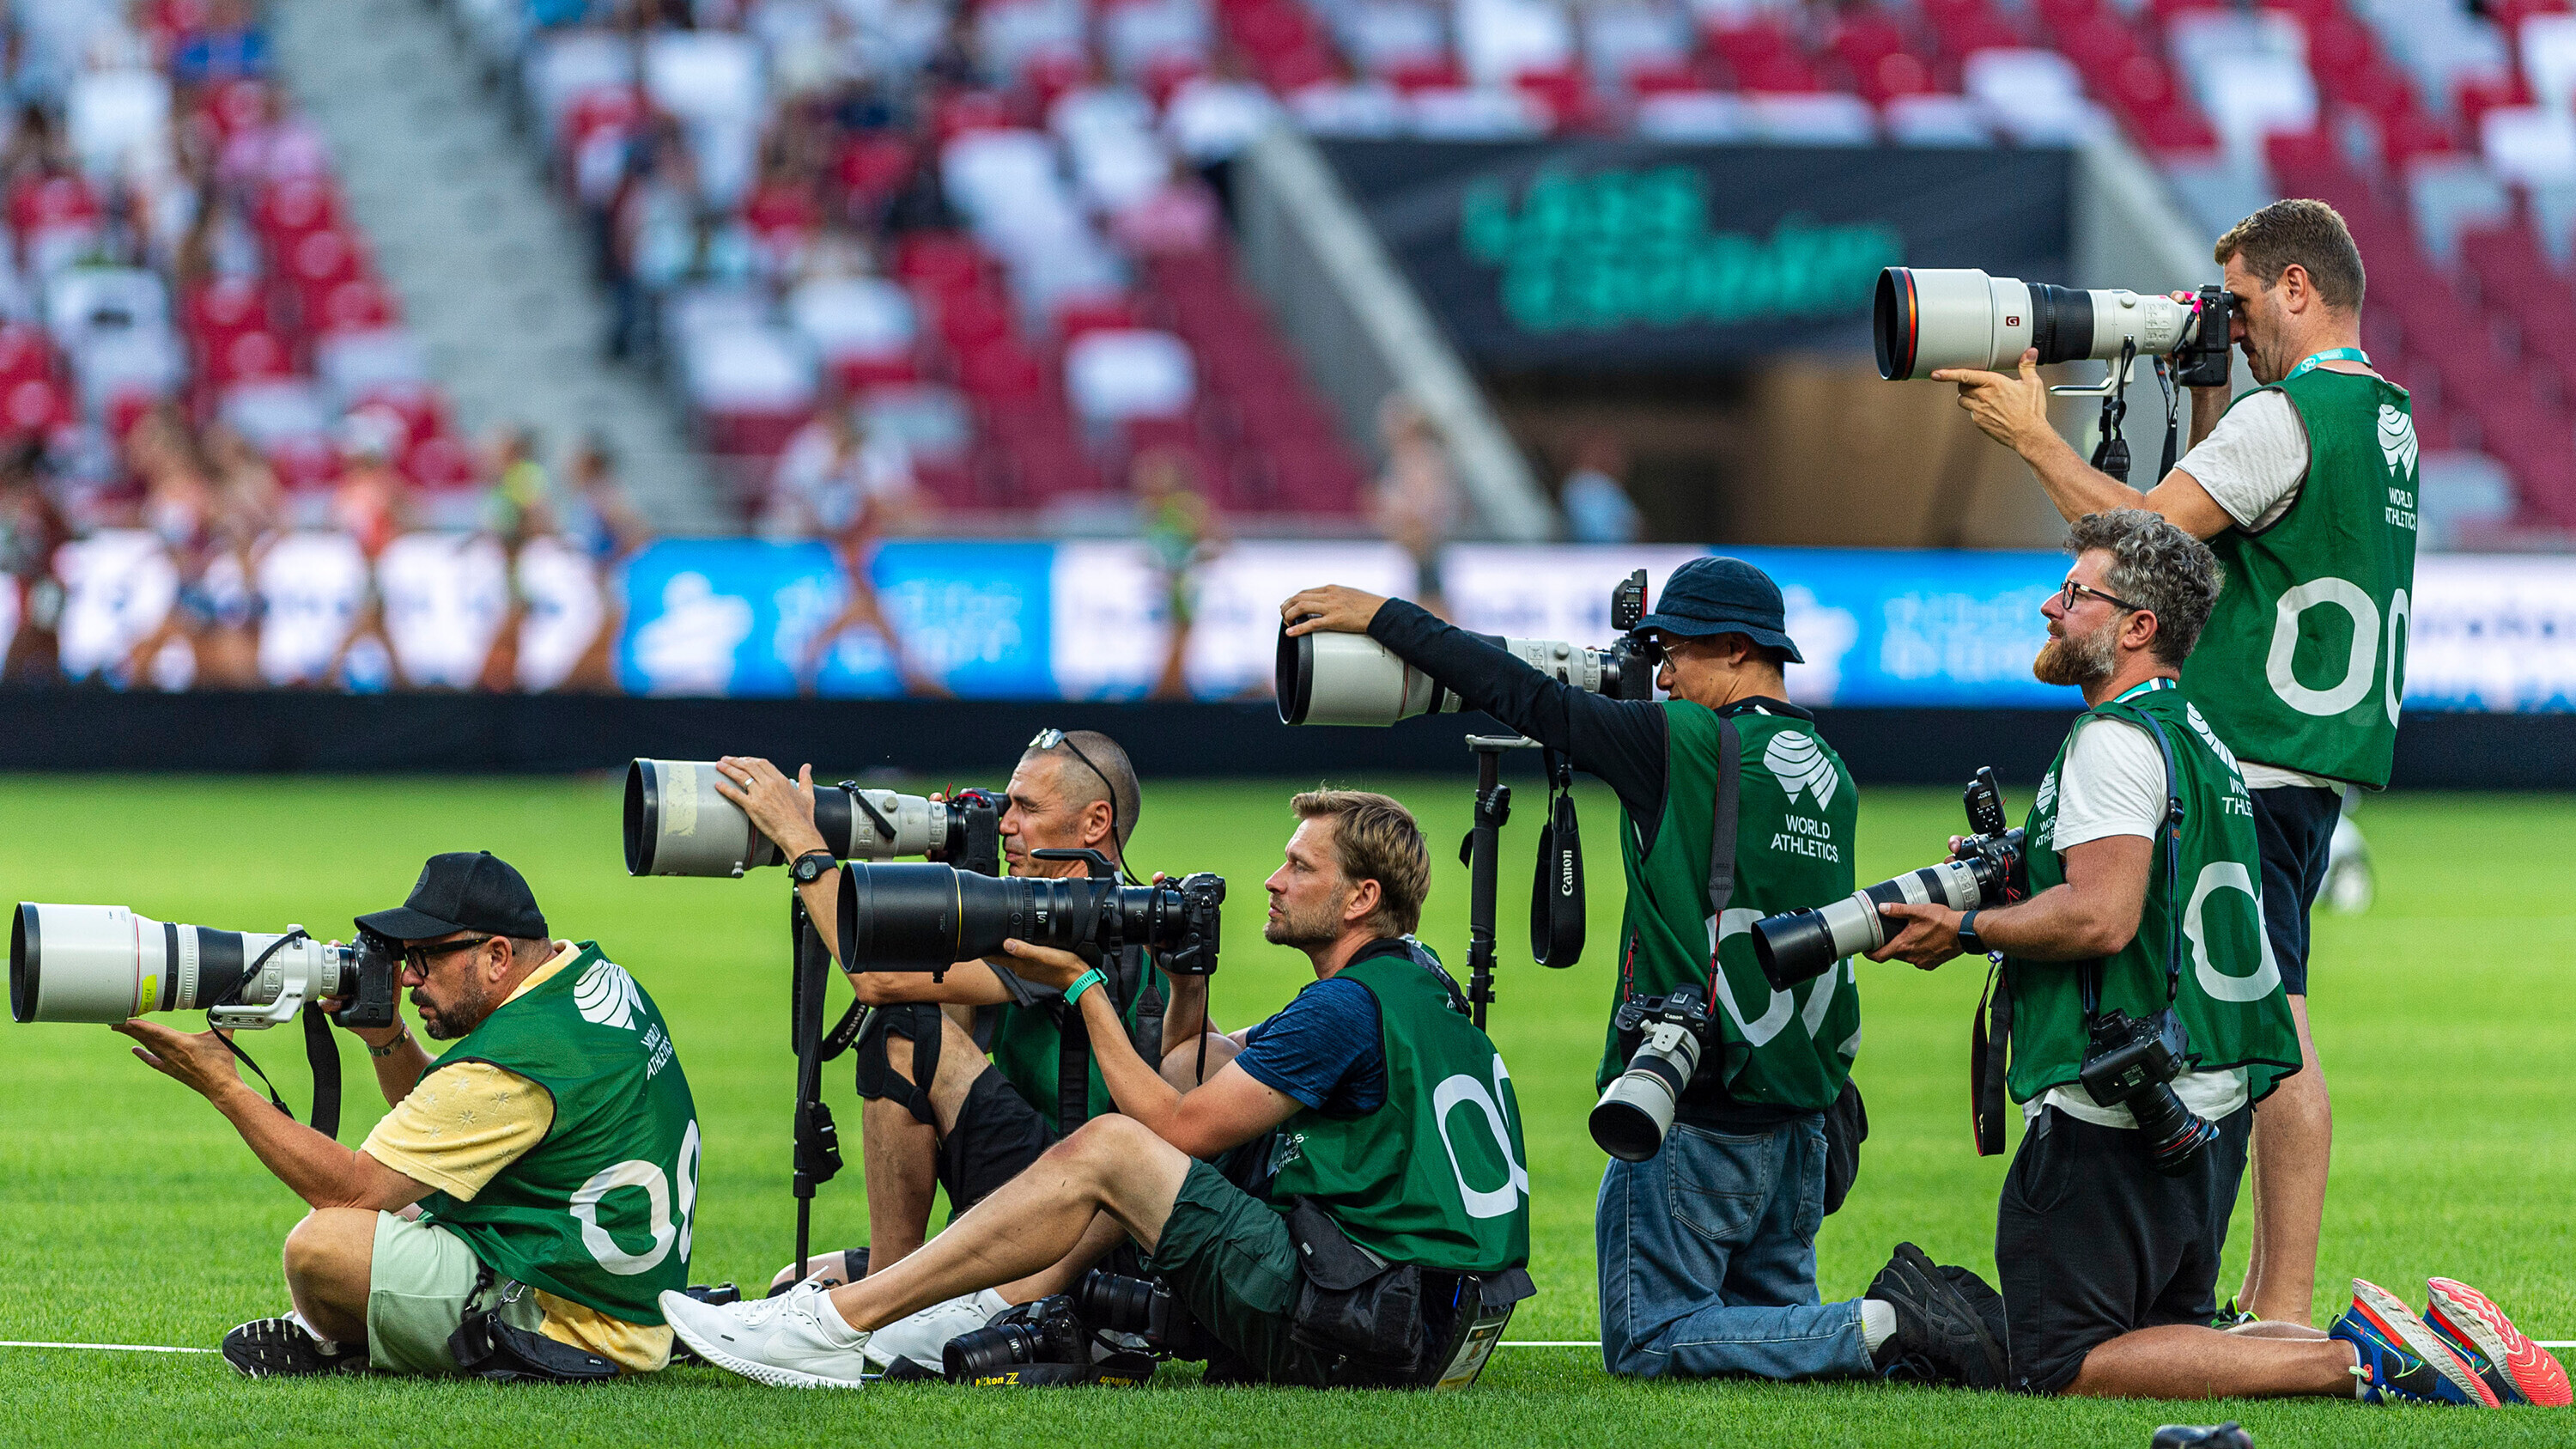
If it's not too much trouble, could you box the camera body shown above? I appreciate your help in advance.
[1278,570,1661,727]
[1078,1269,1217,1361]
[10,904,400,1031]
[943,1294,1092,1382]
[623,758,1003,879]
[1589,990,1711,1162]
[1875,268,2236,383]
[1750,768,2026,991]
[2079,1006,2221,1177]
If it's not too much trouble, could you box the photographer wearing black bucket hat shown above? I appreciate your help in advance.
[1281,558,2005,1387]
[119,851,702,1382]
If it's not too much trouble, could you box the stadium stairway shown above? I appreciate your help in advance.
[268,0,729,533]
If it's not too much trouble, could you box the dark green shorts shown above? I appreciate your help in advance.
[1142,1159,1334,1386]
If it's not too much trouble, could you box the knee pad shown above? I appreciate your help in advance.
[854,1003,945,1127]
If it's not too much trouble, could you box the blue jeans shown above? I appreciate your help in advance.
[1597,1116,1875,1380]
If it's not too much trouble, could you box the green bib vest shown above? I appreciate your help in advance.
[1264,953,1531,1274]
[1600,702,1861,1115]
[417,944,702,1324]
[2184,367,2419,787]
[2004,683,2301,1105]
[988,947,1167,1133]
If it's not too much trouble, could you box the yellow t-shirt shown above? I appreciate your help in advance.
[360,943,674,1372]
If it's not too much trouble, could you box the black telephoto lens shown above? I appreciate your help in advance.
[1077,1271,1157,1333]
[2128,1082,2220,1177]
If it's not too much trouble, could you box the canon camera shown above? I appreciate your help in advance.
[11,903,400,1032]
[1278,570,1657,727]
[1589,991,1711,1163]
[624,758,1001,879]
[1874,268,2234,387]
[1751,768,2026,991]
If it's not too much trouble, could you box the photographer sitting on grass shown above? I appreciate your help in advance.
[660,791,1534,1389]
[1868,511,2561,1409]
[117,852,702,1379]
[714,731,1220,1365]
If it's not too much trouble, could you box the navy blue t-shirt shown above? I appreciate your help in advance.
[1232,951,1416,1115]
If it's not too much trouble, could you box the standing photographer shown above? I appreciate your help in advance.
[117,853,702,1379]
[662,791,1534,1389]
[1933,199,2415,1327]
[1280,563,2001,1385]
[714,732,1215,1291]
[1869,512,2543,1408]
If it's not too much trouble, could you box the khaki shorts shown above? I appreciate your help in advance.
[364,1211,545,1374]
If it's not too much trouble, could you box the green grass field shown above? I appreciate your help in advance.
[0,773,2569,1446]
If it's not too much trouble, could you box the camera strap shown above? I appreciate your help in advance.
[204,928,346,1140]
[2075,702,2190,1024]
[1528,749,1584,968]
[1971,960,2010,1157]
[1692,715,1744,1018]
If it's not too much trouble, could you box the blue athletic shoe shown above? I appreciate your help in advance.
[2330,1278,2500,1407]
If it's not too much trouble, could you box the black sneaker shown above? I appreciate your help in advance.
[1867,1242,2008,1389]
[222,1315,366,1379]
[2153,1424,2254,1449]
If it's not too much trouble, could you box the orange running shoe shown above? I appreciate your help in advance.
[2425,1276,2573,1408]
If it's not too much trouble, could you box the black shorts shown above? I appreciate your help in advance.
[2250,784,2338,997]
[1995,1105,2253,1395]
[937,1066,1059,1215]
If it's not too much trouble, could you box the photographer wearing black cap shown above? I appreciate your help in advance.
[118,852,702,1381]
[1283,560,2002,1386]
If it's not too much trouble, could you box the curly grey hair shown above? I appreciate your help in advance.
[2066,509,2225,667]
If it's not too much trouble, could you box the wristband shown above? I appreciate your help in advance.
[1063,967,1107,1009]
[1958,910,1990,957]
[368,1026,412,1059]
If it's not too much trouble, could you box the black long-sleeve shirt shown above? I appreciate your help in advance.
[1368,599,1812,852]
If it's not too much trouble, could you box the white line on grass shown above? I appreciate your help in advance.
[0,1340,216,1354]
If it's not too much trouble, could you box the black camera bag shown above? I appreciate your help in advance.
[1285,1196,1423,1375]
[446,1268,620,1384]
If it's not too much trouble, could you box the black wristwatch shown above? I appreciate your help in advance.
[1957,910,1989,957]
[791,851,837,885]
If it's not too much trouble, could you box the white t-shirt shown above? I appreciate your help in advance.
[2027,715,2251,1129]
[2172,389,2346,794]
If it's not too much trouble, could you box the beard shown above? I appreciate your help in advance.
[413,980,490,1040]
[1262,891,1345,951]
[2033,623,2117,689]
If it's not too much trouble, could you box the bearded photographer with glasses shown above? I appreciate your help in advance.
[114,852,703,1382]
[1934,200,2415,1330]
[712,729,1221,1362]
[1866,513,2553,1409]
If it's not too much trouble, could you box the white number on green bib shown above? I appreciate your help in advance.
[573,1119,702,1275]
[2266,576,2379,716]
[1431,1059,1530,1221]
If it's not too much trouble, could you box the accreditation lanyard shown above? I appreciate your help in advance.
[2287,347,2370,380]
[2113,678,2175,703]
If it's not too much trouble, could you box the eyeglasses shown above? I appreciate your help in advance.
[1029,728,1127,874]
[2058,579,2147,614]
[403,935,495,973]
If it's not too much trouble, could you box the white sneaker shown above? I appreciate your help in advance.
[863,1288,1011,1370]
[659,1282,873,1389]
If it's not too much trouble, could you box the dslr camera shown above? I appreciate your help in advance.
[2080,1006,2221,1177]
[11,903,399,1032]
[940,1270,1208,1385]
[1278,570,1657,727]
[624,758,1001,879]
[1751,768,2025,991]
[1874,269,2235,387]
[841,849,1224,981]
[1589,991,1710,1162]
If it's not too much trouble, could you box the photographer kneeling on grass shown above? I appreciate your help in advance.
[118,852,702,1379]
[1868,511,2563,1409]
[1282,565,2008,1387]
[661,791,1535,1389]
[714,730,1218,1342]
